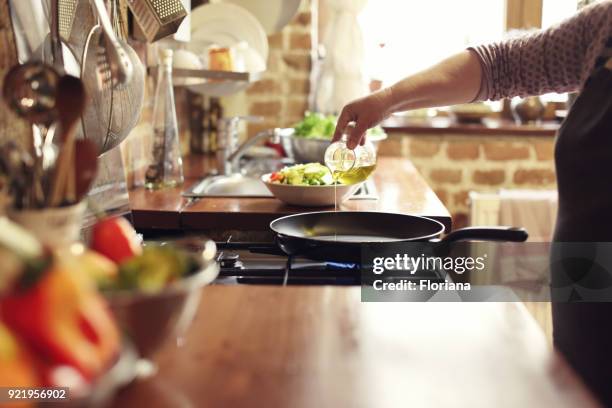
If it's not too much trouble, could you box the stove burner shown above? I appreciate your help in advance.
[325,261,359,270]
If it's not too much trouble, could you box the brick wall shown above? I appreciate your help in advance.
[243,0,314,137]
[377,132,557,228]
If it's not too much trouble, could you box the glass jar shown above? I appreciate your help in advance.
[324,135,377,184]
[145,49,184,190]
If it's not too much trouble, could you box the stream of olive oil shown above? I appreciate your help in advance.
[329,164,377,241]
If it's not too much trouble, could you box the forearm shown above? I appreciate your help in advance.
[332,50,484,147]
[386,50,483,113]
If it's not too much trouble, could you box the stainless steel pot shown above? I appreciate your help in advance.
[280,129,387,163]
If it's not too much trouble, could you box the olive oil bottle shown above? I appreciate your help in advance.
[325,135,377,214]
[332,164,377,185]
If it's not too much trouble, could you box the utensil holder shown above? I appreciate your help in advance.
[7,201,86,248]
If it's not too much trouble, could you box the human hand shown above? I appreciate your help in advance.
[332,87,393,149]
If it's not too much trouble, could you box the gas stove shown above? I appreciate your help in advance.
[213,241,446,286]
[144,237,446,286]
[214,242,361,285]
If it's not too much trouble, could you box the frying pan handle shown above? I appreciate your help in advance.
[442,227,528,243]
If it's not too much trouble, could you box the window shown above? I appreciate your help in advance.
[359,0,580,87]
[540,0,579,102]
[542,0,578,28]
[358,0,505,86]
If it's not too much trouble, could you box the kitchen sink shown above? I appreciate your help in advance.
[183,174,273,198]
[182,173,379,199]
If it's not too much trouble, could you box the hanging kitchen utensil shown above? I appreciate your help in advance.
[89,0,133,87]
[27,0,81,192]
[80,0,143,154]
[103,0,144,152]
[2,62,60,127]
[34,0,81,77]
[63,0,96,63]
[81,23,114,154]
[58,0,78,40]
[127,0,187,42]
[49,0,63,66]
[270,211,528,264]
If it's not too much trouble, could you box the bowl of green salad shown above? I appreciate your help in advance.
[262,163,362,207]
[284,112,387,164]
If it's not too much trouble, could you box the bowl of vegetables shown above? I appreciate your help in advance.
[262,163,362,207]
[284,112,387,163]
[85,218,219,358]
[0,218,137,405]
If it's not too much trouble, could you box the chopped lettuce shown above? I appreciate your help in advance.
[271,163,335,186]
[293,111,385,139]
[293,112,337,139]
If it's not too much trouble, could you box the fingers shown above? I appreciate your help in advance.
[347,122,369,149]
[332,107,352,142]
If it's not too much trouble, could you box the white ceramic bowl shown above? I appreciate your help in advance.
[262,174,362,207]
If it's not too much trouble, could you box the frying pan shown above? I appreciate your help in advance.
[270,211,528,263]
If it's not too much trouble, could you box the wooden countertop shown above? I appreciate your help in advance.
[130,156,452,233]
[112,286,597,408]
[382,116,559,137]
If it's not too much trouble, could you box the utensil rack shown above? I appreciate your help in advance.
[147,67,263,85]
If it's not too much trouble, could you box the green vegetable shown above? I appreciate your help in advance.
[293,111,386,139]
[273,163,335,186]
[115,246,198,292]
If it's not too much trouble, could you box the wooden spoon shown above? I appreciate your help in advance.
[49,75,87,207]
[74,139,99,202]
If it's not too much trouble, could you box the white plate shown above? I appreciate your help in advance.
[262,174,362,207]
[218,0,302,34]
[190,3,268,63]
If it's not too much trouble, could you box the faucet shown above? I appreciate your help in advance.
[217,116,290,176]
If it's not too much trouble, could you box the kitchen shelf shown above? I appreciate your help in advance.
[148,67,263,83]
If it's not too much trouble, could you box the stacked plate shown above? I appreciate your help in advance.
[185,2,268,96]
[217,0,302,35]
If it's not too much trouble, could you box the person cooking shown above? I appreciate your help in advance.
[333,1,612,405]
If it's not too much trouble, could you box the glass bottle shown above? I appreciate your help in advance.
[145,49,184,189]
[324,134,377,184]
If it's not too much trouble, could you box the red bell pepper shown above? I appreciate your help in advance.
[270,172,284,182]
[0,267,120,381]
[0,322,40,394]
